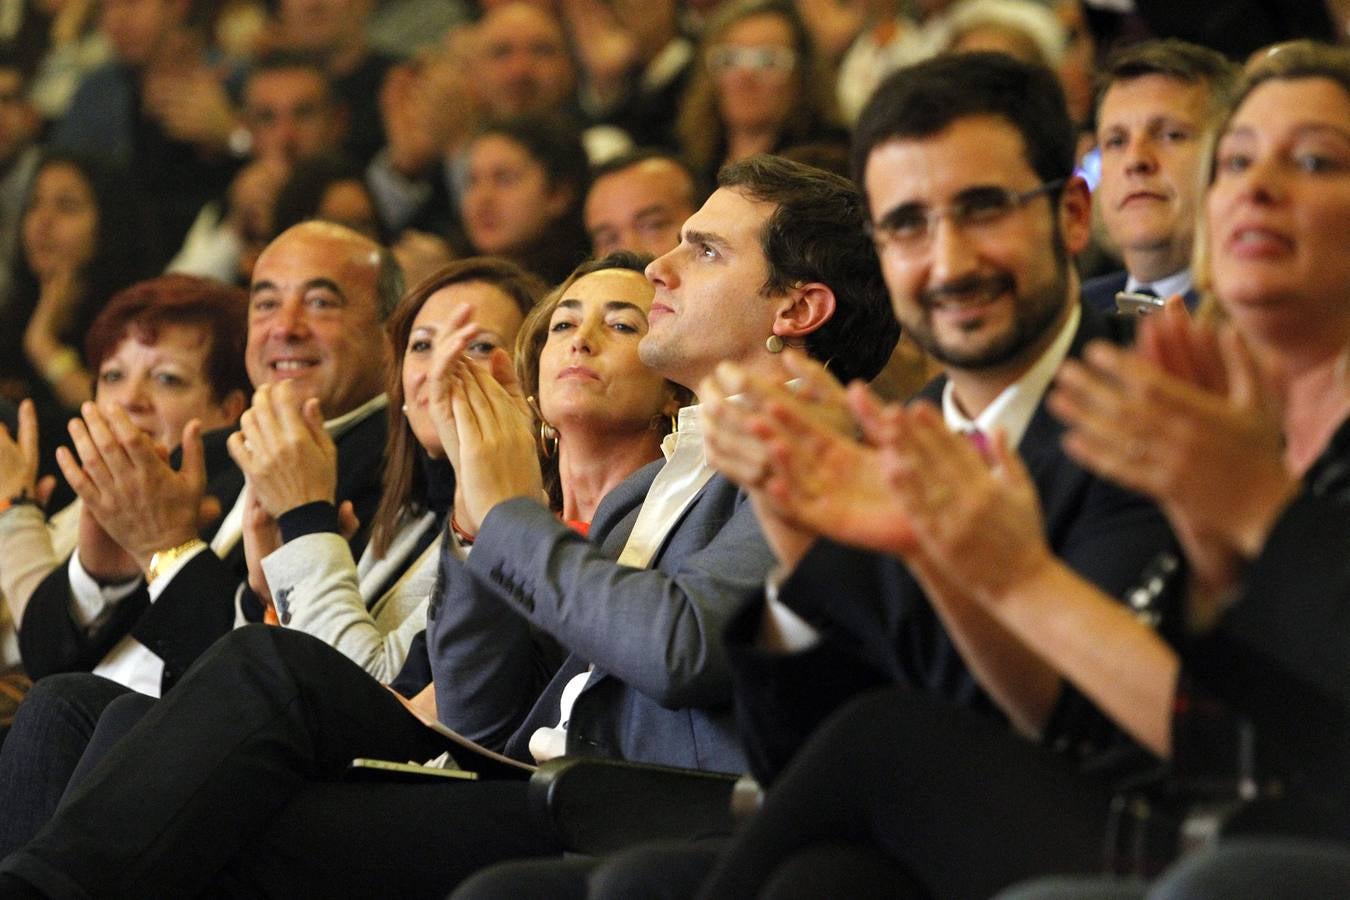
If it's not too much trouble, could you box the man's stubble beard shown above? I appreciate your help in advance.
[902,233,1072,371]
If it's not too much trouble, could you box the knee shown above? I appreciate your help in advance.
[197,624,309,675]
[16,674,129,731]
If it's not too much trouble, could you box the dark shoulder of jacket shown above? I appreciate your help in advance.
[1078,301,1138,349]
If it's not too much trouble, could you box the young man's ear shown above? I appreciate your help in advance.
[1058,175,1093,257]
[772,282,837,342]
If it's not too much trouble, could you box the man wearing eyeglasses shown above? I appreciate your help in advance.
[439,53,1178,898]
[665,53,1177,896]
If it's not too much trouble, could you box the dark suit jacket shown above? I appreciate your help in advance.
[427,461,776,774]
[1082,269,1199,314]
[726,302,1176,784]
[19,407,388,692]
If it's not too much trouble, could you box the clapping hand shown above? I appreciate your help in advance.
[56,404,205,572]
[227,381,337,518]
[0,399,56,509]
[443,351,541,535]
[1051,313,1296,630]
[701,351,899,569]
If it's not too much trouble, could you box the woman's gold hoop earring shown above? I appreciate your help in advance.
[539,420,559,458]
[528,396,559,457]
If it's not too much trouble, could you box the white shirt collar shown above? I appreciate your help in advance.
[1126,268,1192,301]
[325,393,388,439]
[941,302,1080,447]
[660,404,703,460]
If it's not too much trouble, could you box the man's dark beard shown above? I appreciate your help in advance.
[904,241,1070,371]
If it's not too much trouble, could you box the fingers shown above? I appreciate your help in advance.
[779,349,845,405]
[1218,326,1272,415]
[178,419,206,491]
[337,500,361,542]
[226,429,252,473]
[34,475,57,508]
[487,348,526,403]
[73,403,131,480]
[55,445,97,504]
[301,397,330,447]
[17,398,39,473]
[198,494,223,531]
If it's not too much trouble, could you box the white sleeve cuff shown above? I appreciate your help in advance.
[758,565,822,653]
[68,550,143,628]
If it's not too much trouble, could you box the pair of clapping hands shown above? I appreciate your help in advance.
[702,299,1296,629]
[702,352,1047,605]
[226,304,544,609]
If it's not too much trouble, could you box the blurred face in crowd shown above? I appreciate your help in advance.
[1206,76,1350,349]
[863,115,1087,372]
[711,13,798,136]
[401,280,524,457]
[276,0,372,56]
[462,133,572,259]
[642,187,784,388]
[1096,74,1211,282]
[96,324,243,450]
[100,0,180,68]
[474,3,576,119]
[315,178,381,240]
[244,66,344,165]
[22,162,98,281]
[585,159,697,258]
[245,222,387,418]
[538,268,674,436]
[0,68,38,168]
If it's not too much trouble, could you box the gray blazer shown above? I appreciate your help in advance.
[427,461,774,774]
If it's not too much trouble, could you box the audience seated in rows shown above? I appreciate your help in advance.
[463,44,1350,899]
[0,153,159,491]
[1,1,1350,893]
[0,154,899,896]
[456,49,1173,899]
[0,274,249,689]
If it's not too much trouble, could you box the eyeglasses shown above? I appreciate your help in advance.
[706,45,797,78]
[865,179,1065,255]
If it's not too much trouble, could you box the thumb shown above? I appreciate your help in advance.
[302,397,328,442]
[197,494,222,530]
[488,348,524,401]
[34,475,57,509]
[180,420,206,488]
[989,427,1032,490]
[1219,327,1275,415]
[337,500,361,542]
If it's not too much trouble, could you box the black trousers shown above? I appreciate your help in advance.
[454,686,1117,900]
[697,686,1117,900]
[0,625,559,899]
[0,673,131,858]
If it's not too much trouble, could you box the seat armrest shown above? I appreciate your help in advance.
[528,757,759,854]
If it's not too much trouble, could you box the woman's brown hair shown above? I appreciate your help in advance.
[370,257,547,557]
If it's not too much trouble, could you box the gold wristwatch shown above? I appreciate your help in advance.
[146,537,207,586]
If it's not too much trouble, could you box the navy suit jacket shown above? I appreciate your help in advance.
[726,302,1176,785]
[427,461,776,775]
[19,407,388,692]
[1082,269,1199,314]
